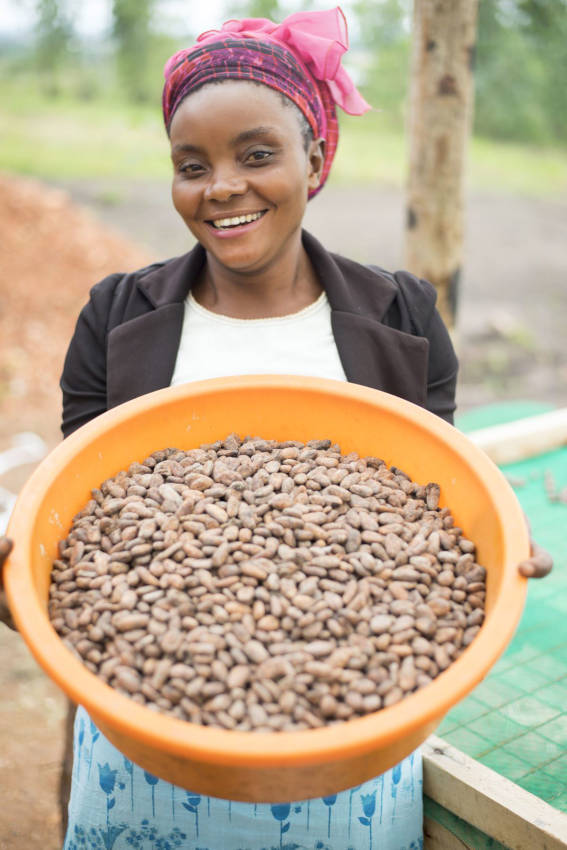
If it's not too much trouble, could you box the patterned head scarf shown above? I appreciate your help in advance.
[162,7,371,198]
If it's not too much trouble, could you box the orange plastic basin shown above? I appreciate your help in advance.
[5,375,529,801]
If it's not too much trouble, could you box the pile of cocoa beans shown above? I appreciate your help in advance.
[48,434,486,732]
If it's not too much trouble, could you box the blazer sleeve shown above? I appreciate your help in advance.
[392,271,459,425]
[422,305,459,424]
[60,274,123,438]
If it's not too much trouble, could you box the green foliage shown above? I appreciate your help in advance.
[34,0,73,95]
[112,0,156,103]
[474,0,567,144]
[355,0,409,47]
[146,32,190,103]
[352,0,567,145]
[518,0,567,142]
[349,0,567,146]
[352,0,411,126]
[225,0,283,21]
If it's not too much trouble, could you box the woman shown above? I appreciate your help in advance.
[0,8,551,849]
[61,10,457,437]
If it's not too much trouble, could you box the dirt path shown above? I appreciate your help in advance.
[0,628,66,848]
[1,175,566,849]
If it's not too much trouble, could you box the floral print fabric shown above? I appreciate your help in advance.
[64,706,423,850]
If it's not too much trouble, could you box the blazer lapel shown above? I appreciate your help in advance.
[107,305,186,409]
[107,233,429,410]
[331,313,428,406]
[107,244,206,409]
[303,230,429,407]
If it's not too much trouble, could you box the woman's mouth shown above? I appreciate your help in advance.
[205,210,268,237]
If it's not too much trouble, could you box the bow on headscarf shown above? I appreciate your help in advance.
[163,7,371,198]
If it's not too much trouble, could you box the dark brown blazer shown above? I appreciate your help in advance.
[61,230,458,438]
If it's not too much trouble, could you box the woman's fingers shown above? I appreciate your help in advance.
[0,536,14,564]
[518,540,553,578]
[0,536,14,588]
[0,536,14,589]
[0,537,17,630]
[0,592,16,630]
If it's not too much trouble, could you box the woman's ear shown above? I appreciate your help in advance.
[307,138,326,191]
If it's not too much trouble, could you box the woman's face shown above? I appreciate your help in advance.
[169,81,324,275]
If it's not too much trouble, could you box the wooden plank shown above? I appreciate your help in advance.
[467,408,567,465]
[424,816,468,850]
[423,736,567,850]
[425,797,510,849]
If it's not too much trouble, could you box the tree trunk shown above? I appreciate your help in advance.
[405,0,479,330]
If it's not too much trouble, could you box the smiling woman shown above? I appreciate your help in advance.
[169,82,325,316]
[27,7,461,850]
[59,9,461,438]
[46,13,462,846]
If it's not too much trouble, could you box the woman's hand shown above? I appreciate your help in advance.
[518,513,553,579]
[518,539,553,578]
[0,536,16,630]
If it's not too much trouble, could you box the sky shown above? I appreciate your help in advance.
[0,0,359,39]
[0,0,226,37]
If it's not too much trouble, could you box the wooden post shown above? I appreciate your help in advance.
[405,0,479,330]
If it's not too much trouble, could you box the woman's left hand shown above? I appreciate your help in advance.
[0,537,16,630]
[518,539,553,578]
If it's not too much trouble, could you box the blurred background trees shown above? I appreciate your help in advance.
[34,0,74,95]
[353,0,411,125]
[227,0,284,18]
[1,0,565,189]
[3,0,562,146]
[112,0,156,103]
[475,0,567,144]
[354,0,567,147]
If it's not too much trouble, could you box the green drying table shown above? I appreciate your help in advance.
[423,402,567,849]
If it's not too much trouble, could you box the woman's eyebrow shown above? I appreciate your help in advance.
[171,127,277,156]
[231,126,277,145]
[171,143,203,155]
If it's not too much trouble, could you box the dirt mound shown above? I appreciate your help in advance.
[0,174,154,847]
[0,173,153,446]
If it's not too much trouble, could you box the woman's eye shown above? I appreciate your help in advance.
[180,162,205,175]
[246,150,272,164]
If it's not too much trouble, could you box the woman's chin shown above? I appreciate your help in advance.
[201,239,272,274]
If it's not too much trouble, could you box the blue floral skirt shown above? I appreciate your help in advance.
[64,706,423,850]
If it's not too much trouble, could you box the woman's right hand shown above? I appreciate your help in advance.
[0,537,16,630]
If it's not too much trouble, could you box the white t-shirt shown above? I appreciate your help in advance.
[170,290,348,386]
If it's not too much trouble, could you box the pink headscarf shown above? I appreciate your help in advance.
[163,7,371,198]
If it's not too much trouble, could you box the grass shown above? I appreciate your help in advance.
[1,78,567,196]
[0,80,171,180]
[332,112,408,187]
[334,112,567,196]
[468,135,567,196]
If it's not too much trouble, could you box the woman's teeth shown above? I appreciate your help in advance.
[211,211,264,229]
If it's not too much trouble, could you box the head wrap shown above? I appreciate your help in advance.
[162,7,371,198]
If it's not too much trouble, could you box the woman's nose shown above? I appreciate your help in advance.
[204,168,247,202]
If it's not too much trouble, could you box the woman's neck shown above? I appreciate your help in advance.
[193,232,322,319]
